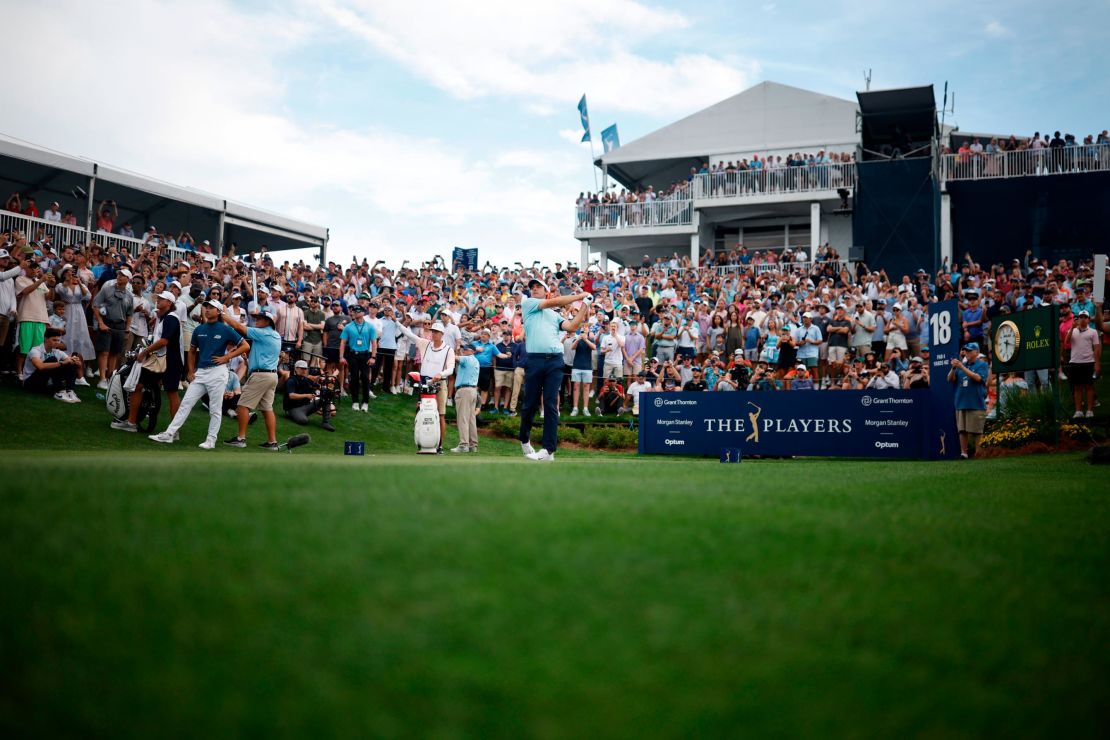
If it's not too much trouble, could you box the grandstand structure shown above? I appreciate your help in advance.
[0,133,328,263]
[577,81,1110,278]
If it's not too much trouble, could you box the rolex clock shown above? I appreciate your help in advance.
[994,320,1020,363]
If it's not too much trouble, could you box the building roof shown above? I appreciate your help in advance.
[597,81,860,189]
[0,132,327,246]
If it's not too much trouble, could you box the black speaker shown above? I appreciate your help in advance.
[1087,446,1110,465]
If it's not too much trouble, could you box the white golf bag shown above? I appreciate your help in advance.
[409,371,441,454]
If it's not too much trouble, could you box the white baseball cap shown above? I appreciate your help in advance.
[118,268,133,279]
[0,249,9,259]
[155,291,176,302]
[430,321,446,332]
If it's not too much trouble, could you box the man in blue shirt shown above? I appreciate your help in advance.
[451,343,480,453]
[471,328,498,411]
[339,305,378,411]
[220,308,283,448]
[947,342,990,459]
[149,299,249,449]
[519,278,591,461]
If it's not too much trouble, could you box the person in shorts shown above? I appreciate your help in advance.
[220,308,282,448]
[948,342,990,459]
[1063,309,1100,418]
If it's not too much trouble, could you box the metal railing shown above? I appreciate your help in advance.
[693,162,856,199]
[1,210,91,251]
[1,209,214,263]
[941,143,1110,182]
[713,261,852,276]
[576,199,694,232]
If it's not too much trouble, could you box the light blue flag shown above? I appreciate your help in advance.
[578,94,590,142]
[601,124,620,153]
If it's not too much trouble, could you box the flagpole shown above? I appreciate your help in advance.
[588,135,600,193]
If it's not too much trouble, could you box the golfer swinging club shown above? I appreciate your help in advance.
[519,278,591,461]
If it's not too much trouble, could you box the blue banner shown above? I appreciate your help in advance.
[601,124,620,153]
[639,390,932,458]
[451,247,478,272]
[926,299,960,460]
[578,94,591,142]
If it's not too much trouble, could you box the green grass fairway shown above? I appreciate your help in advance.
[1,384,1108,738]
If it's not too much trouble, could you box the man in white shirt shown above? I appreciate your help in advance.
[599,320,625,380]
[21,327,80,402]
[127,275,154,354]
[43,201,63,222]
[627,373,653,418]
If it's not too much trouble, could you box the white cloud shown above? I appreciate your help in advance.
[984,20,1010,37]
[0,0,590,267]
[316,0,759,117]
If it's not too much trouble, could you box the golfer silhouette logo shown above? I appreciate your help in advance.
[938,429,946,457]
[746,402,762,443]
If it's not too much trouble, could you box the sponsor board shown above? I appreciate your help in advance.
[640,390,932,458]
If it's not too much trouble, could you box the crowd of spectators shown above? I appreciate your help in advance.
[576,151,857,228]
[946,130,1110,176]
[0,221,1105,430]
[5,192,219,255]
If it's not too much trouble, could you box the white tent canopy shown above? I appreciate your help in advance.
[598,81,860,190]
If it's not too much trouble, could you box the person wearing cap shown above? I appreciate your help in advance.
[450,343,480,453]
[961,289,986,348]
[790,363,816,390]
[301,295,327,369]
[220,307,283,447]
[518,278,591,461]
[125,273,154,356]
[791,311,822,378]
[149,298,249,449]
[322,299,348,384]
[947,342,990,459]
[14,260,56,373]
[1063,308,1100,419]
[282,359,336,433]
[20,326,80,402]
[112,291,184,432]
[396,318,455,452]
[0,248,21,359]
[884,303,909,363]
[339,304,379,411]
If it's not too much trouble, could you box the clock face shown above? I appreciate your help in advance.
[994,321,1019,363]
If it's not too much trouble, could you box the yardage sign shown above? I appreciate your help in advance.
[927,299,960,460]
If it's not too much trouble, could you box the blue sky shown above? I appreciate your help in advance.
[3,0,1107,267]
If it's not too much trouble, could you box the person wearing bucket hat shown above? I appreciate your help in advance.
[397,318,455,451]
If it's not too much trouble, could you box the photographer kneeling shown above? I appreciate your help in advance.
[284,359,336,432]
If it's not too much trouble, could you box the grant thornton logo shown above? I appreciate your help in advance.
[860,396,873,407]
[654,397,664,408]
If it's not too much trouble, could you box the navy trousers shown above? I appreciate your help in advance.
[518,354,563,453]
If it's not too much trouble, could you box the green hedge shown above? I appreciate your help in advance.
[487,416,634,450]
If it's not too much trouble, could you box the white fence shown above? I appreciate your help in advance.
[1,210,91,252]
[0,209,213,264]
[693,162,856,199]
[714,261,852,276]
[577,199,694,231]
[941,143,1110,182]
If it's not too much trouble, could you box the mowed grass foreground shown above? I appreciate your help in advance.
[1,385,1108,737]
